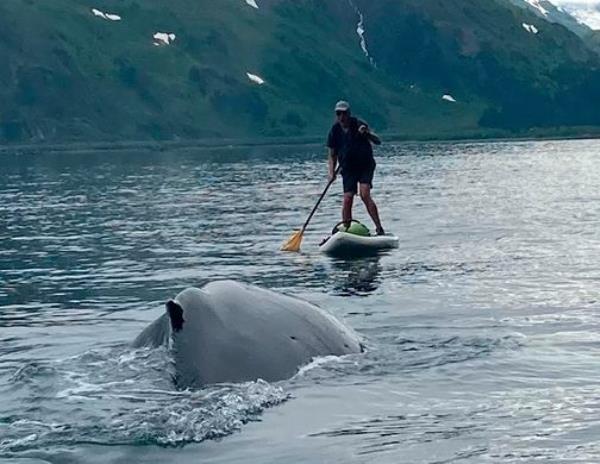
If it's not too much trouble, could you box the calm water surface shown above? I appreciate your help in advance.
[1,140,600,463]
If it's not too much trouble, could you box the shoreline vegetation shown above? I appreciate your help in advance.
[2,126,600,155]
[5,1,600,154]
[5,2,600,154]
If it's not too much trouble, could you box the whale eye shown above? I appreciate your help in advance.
[166,300,184,332]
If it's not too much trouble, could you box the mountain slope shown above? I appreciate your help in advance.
[550,1,600,31]
[356,0,600,129]
[510,0,600,54]
[1,0,600,144]
[512,0,592,35]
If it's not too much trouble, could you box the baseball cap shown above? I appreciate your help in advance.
[334,100,350,112]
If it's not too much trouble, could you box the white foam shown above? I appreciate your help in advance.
[246,72,265,85]
[294,355,345,377]
[245,0,259,8]
[442,94,457,103]
[91,8,121,21]
[153,32,176,46]
[522,22,540,33]
[2,433,38,449]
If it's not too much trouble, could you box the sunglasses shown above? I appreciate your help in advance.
[335,110,348,116]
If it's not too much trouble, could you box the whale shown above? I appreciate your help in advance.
[133,280,363,387]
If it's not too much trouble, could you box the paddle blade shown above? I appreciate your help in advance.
[280,230,304,252]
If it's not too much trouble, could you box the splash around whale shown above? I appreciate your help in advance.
[133,280,364,387]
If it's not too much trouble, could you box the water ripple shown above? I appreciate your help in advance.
[2,140,600,462]
[1,347,289,453]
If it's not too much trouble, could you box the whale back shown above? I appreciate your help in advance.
[170,281,361,386]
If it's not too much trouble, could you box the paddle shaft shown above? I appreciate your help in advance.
[301,167,341,233]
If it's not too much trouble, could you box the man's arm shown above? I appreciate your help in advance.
[358,123,381,145]
[367,131,381,145]
[328,148,338,181]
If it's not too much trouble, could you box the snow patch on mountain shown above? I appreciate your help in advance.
[348,0,376,67]
[246,72,265,85]
[523,22,540,33]
[153,32,176,46]
[525,0,550,15]
[91,8,121,21]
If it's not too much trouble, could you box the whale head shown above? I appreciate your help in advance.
[133,281,364,388]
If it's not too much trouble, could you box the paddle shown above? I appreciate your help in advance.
[281,166,341,252]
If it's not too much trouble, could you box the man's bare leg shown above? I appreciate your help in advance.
[359,183,384,234]
[342,192,354,229]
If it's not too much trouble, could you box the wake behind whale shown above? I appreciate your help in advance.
[133,280,364,388]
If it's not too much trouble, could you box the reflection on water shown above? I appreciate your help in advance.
[330,256,382,297]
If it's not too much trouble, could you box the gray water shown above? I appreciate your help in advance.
[1,139,599,463]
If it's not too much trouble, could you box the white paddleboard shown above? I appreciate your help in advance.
[319,232,399,257]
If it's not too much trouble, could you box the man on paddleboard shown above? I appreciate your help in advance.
[326,100,385,235]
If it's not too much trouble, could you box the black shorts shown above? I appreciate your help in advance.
[342,165,375,194]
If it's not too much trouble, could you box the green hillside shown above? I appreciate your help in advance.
[1,0,600,144]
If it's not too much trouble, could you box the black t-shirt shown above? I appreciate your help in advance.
[326,116,375,172]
